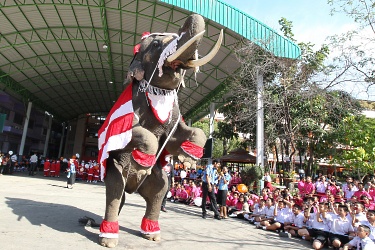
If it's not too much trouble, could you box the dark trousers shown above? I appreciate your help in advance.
[29,162,37,175]
[161,181,171,208]
[201,182,219,216]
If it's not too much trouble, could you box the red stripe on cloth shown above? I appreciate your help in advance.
[132,149,156,167]
[141,217,160,233]
[98,83,134,180]
[180,140,203,159]
[100,220,119,234]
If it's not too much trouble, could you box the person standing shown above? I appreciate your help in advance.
[263,172,272,190]
[43,158,50,177]
[161,154,174,212]
[66,156,78,189]
[201,160,221,220]
[217,166,231,219]
[29,153,38,176]
[10,153,17,174]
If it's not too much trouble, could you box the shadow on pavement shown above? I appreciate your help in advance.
[4,197,140,245]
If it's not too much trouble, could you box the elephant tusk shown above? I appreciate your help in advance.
[186,29,223,68]
[166,30,205,63]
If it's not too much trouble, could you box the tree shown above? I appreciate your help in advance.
[327,0,375,92]
[192,119,238,159]
[330,115,375,180]
[219,17,361,177]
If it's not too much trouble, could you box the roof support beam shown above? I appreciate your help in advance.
[99,0,117,96]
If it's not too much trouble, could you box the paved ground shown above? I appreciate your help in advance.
[0,171,313,250]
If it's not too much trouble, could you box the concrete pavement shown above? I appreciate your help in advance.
[0,172,313,250]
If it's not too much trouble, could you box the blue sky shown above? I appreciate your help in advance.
[223,0,354,48]
[222,0,375,100]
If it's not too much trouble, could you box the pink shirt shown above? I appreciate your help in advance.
[178,190,188,200]
[354,190,372,200]
[235,202,243,210]
[368,187,375,200]
[230,198,238,207]
[328,185,338,196]
[298,181,305,194]
[191,186,200,199]
[304,182,315,195]
[365,202,375,210]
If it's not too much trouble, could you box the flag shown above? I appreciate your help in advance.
[98,83,134,180]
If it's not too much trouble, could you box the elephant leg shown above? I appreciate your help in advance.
[99,156,124,248]
[137,166,168,241]
[165,121,206,167]
[99,125,158,247]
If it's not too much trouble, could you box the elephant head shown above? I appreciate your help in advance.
[127,14,223,90]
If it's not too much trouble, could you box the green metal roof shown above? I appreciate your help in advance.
[160,0,300,59]
[0,0,300,122]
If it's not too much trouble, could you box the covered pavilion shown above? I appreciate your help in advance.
[0,0,300,160]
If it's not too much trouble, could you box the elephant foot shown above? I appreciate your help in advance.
[141,232,161,241]
[99,236,118,248]
[140,217,161,241]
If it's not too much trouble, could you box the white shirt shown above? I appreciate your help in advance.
[275,207,291,223]
[253,204,266,216]
[11,155,17,162]
[328,214,354,235]
[345,189,356,200]
[292,212,305,228]
[30,154,38,163]
[180,170,187,179]
[348,236,375,249]
[361,221,375,241]
[315,181,328,193]
[310,213,331,231]
[264,206,275,218]
[264,175,271,182]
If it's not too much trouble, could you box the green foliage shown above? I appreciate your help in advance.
[241,165,264,189]
[279,17,295,41]
[192,119,240,159]
[331,115,375,180]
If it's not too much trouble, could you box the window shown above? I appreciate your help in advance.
[0,107,10,119]
[13,113,23,125]
[28,119,34,129]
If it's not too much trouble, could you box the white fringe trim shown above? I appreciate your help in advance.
[140,229,161,235]
[99,232,119,239]
[157,32,185,77]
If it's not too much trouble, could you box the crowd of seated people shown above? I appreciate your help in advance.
[167,172,375,249]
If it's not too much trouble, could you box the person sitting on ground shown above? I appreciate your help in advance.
[327,204,355,249]
[340,224,375,250]
[229,194,250,218]
[351,201,367,227]
[281,204,304,238]
[256,198,291,232]
[177,184,189,203]
[171,183,182,203]
[246,199,266,223]
[298,202,332,250]
[254,197,275,226]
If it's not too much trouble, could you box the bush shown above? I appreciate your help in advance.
[241,165,264,191]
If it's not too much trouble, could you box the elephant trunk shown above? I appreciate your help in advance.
[166,14,223,69]
[169,14,205,64]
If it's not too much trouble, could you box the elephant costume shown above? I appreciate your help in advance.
[97,14,223,248]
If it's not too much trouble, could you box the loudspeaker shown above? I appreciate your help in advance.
[201,138,213,159]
